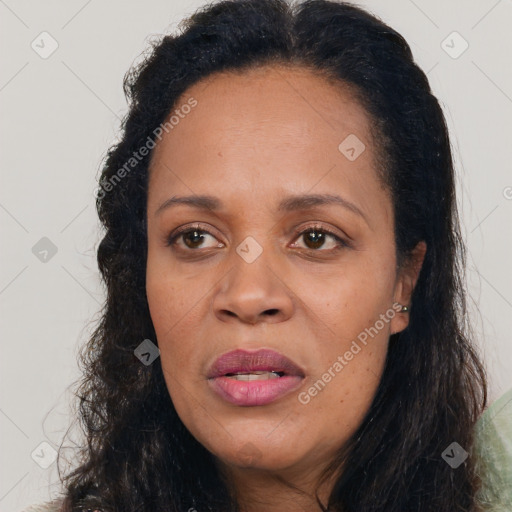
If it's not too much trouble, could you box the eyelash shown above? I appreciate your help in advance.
[165,223,350,253]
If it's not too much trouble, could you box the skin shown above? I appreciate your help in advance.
[145,64,426,511]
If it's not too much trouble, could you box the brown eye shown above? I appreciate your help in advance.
[181,229,209,249]
[302,229,327,250]
[292,225,349,252]
[165,223,349,254]
[166,225,223,250]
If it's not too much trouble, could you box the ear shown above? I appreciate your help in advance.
[390,240,427,335]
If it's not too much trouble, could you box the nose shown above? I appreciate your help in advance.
[213,252,294,325]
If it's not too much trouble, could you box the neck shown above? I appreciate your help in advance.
[217,458,340,512]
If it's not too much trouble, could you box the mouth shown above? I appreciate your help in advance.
[207,348,305,406]
[223,370,285,381]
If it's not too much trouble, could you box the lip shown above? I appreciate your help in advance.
[207,348,305,406]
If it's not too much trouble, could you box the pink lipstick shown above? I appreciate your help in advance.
[207,348,305,406]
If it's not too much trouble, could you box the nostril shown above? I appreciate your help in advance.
[265,309,279,316]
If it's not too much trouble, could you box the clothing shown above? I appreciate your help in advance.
[21,388,512,512]
[474,386,512,510]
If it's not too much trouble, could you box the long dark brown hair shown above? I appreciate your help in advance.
[57,1,487,510]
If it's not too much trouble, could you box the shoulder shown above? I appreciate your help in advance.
[20,497,65,512]
[474,387,512,511]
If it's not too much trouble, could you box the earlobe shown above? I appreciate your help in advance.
[390,241,427,335]
[390,302,409,335]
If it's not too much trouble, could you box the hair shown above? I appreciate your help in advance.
[57,0,488,511]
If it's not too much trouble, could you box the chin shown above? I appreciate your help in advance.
[197,426,305,472]
[217,442,300,472]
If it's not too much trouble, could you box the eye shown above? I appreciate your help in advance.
[291,224,350,252]
[165,223,350,252]
[166,224,224,250]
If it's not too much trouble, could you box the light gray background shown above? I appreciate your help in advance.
[1,1,511,510]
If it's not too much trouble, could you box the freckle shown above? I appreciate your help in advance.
[218,151,223,157]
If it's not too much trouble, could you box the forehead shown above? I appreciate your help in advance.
[147,64,389,226]
[150,64,373,164]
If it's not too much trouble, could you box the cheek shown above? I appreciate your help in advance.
[146,268,208,385]
[296,259,393,422]
[299,335,389,451]
[301,260,395,340]
[146,277,176,335]
[145,251,200,337]
[146,268,184,363]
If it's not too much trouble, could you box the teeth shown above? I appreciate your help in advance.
[226,371,282,381]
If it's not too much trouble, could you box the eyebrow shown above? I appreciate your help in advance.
[155,193,369,225]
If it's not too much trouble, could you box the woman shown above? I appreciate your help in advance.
[22,0,512,511]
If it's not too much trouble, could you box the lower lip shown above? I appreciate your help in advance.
[208,375,304,406]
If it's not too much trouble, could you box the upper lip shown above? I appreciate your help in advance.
[207,348,305,379]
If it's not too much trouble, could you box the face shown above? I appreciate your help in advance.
[145,64,424,484]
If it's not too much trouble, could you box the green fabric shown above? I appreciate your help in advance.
[474,387,512,511]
